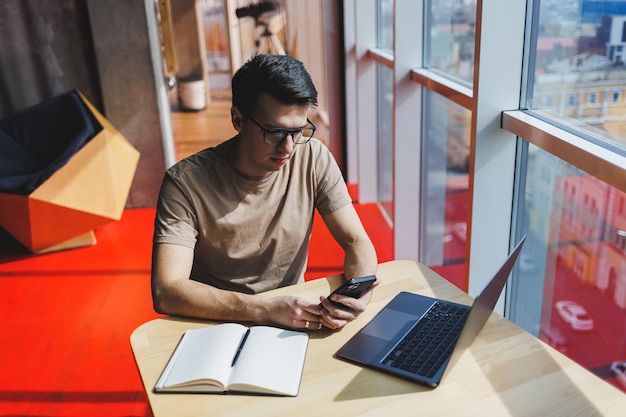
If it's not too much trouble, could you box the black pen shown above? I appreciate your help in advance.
[231,329,250,367]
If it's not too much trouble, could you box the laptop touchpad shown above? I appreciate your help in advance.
[361,309,417,341]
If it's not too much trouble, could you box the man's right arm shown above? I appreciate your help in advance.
[150,243,323,330]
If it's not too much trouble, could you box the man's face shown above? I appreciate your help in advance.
[231,92,309,179]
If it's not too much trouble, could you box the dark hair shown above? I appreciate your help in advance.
[231,54,318,116]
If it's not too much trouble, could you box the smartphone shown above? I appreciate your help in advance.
[327,275,377,305]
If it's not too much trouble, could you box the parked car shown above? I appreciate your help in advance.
[539,328,569,353]
[610,361,626,389]
[519,253,537,272]
[555,300,594,331]
[451,222,466,242]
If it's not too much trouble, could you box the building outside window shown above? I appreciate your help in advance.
[510,0,626,392]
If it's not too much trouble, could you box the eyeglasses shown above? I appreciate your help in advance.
[246,115,316,146]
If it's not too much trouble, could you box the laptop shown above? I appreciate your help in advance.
[336,236,526,388]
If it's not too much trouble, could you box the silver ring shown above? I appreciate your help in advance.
[304,320,310,329]
[317,323,323,330]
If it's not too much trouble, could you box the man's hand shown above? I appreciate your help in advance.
[318,280,379,330]
[264,296,326,331]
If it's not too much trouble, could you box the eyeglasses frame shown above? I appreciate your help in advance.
[246,115,316,146]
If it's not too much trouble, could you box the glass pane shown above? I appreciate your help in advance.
[425,0,477,84]
[377,63,394,222]
[528,1,626,154]
[202,0,230,73]
[376,0,394,51]
[511,143,626,394]
[202,0,232,90]
[421,90,471,291]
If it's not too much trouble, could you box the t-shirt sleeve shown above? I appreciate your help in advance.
[153,172,199,248]
[312,141,352,215]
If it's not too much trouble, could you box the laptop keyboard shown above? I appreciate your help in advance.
[382,301,469,377]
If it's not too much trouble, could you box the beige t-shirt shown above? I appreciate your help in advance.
[153,137,351,294]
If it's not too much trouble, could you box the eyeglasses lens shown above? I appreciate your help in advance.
[263,124,316,146]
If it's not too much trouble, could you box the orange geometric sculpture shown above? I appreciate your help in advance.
[0,91,140,253]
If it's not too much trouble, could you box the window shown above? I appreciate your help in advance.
[611,90,621,103]
[425,0,477,84]
[567,93,576,108]
[375,0,394,222]
[377,0,393,52]
[421,91,470,287]
[511,145,626,388]
[345,0,626,393]
[507,0,626,393]
[527,4,626,154]
[377,63,394,221]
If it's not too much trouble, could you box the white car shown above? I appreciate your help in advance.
[519,254,536,272]
[539,328,569,353]
[555,300,594,331]
[611,361,626,389]
[451,222,467,242]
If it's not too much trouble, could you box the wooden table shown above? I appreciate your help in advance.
[131,260,626,416]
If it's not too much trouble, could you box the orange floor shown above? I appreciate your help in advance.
[0,199,393,416]
[0,84,469,415]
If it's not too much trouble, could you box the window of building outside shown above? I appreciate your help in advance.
[510,0,626,393]
[376,0,394,222]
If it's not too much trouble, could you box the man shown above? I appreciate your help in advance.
[151,54,378,331]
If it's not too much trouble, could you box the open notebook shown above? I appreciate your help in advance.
[155,323,308,396]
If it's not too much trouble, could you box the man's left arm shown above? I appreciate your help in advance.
[318,203,379,329]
